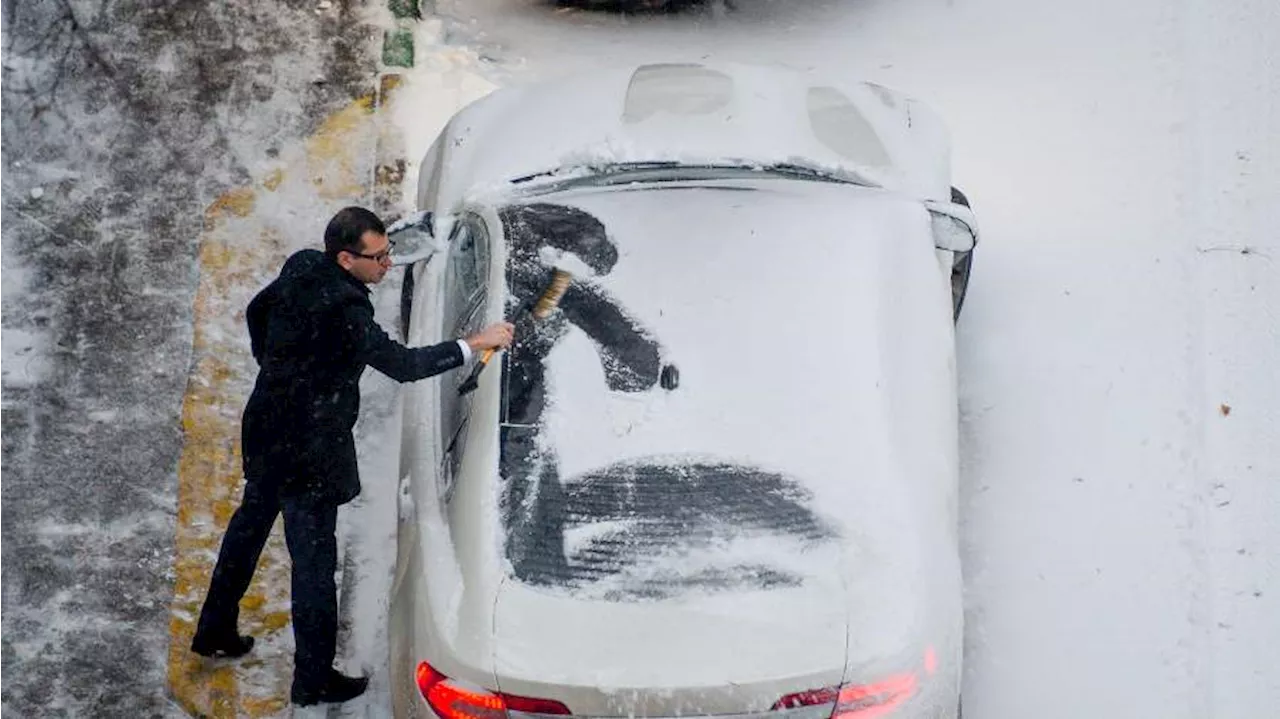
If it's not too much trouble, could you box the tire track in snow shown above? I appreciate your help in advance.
[1174,0,1214,713]
[1180,0,1280,714]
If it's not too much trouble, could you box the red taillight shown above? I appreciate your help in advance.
[923,646,938,676]
[772,675,915,719]
[771,646,935,718]
[772,686,839,710]
[501,694,575,714]
[416,661,571,718]
[833,672,917,719]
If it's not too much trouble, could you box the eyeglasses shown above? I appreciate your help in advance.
[346,242,394,263]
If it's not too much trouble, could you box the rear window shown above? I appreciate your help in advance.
[494,201,837,601]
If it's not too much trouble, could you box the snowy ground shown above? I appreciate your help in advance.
[350,0,1278,717]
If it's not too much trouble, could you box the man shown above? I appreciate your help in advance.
[190,206,513,706]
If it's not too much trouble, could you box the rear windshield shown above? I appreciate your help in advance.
[494,201,837,601]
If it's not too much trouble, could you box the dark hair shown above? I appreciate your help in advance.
[324,206,386,257]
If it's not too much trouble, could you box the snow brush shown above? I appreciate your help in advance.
[457,268,574,396]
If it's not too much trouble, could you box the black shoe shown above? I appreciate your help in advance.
[191,631,255,659]
[291,671,369,706]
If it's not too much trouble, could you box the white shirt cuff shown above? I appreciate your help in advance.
[456,339,473,363]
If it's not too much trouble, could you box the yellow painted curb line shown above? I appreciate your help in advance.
[167,87,402,717]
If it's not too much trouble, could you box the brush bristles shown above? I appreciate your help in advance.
[532,269,573,319]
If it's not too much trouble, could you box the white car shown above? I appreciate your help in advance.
[387,63,977,719]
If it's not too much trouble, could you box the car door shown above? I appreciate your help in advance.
[438,214,491,502]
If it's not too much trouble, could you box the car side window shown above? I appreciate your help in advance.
[442,221,486,336]
[439,216,490,499]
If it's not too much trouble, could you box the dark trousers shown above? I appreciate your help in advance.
[195,479,339,686]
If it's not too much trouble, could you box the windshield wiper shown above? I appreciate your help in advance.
[760,162,871,186]
[510,161,683,185]
[510,160,873,190]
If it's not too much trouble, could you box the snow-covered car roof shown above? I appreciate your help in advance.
[416,62,955,225]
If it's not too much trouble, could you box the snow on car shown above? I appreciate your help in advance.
[387,62,978,719]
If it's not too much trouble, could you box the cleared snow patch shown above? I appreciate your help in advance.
[1,327,45,389]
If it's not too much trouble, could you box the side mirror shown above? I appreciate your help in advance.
[923,199,979,253]
[387,210,440,266]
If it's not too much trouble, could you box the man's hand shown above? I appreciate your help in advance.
[465,321,515,352]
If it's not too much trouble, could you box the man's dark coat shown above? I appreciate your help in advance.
[242,249,463,504]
